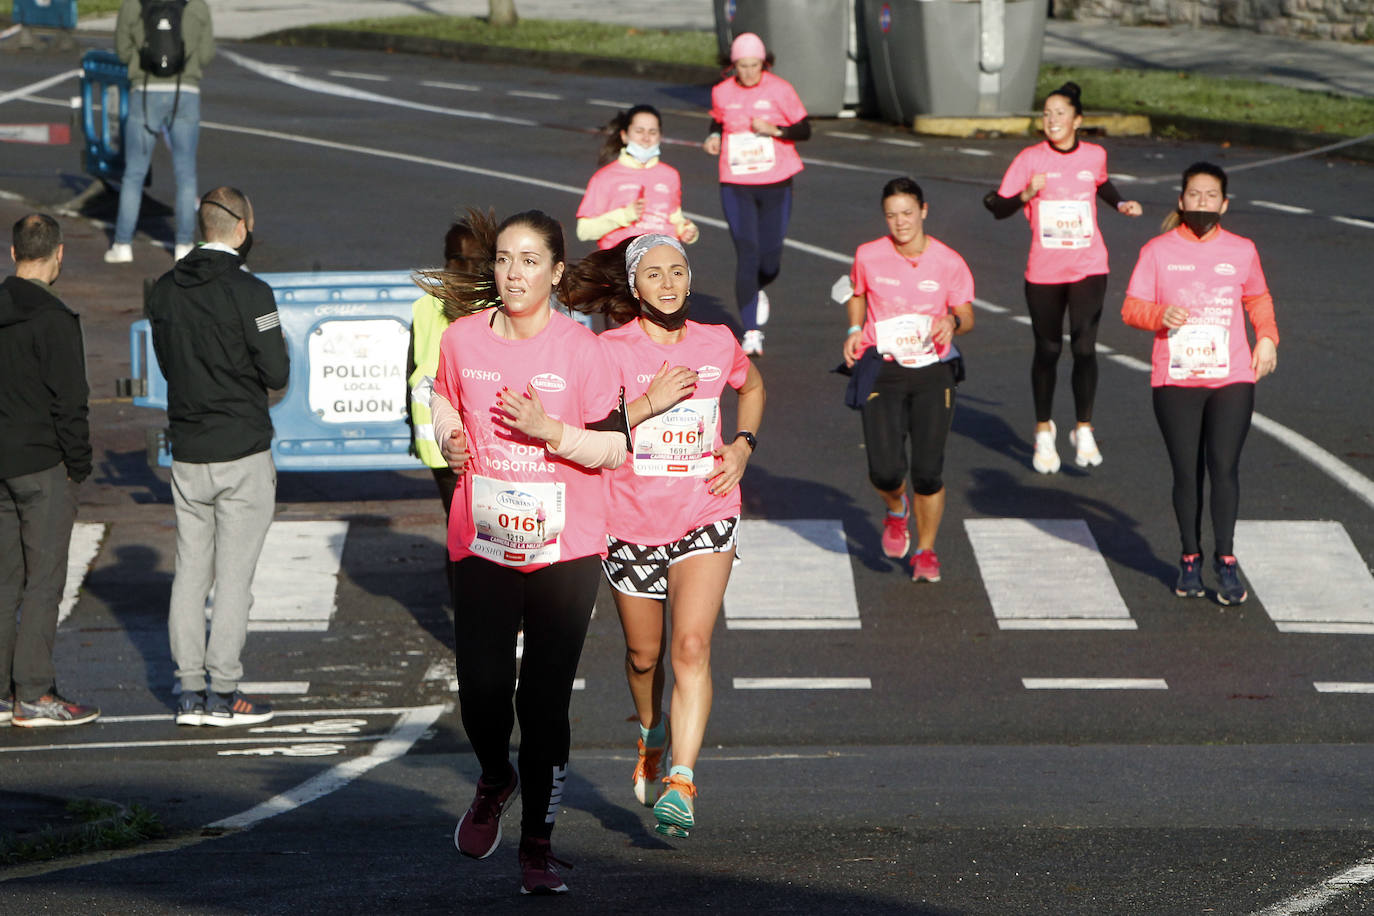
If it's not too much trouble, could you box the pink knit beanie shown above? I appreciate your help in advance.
[730,32,767,63]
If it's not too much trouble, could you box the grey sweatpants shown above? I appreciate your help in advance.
[168,450,275,694]
[0,462,78,702]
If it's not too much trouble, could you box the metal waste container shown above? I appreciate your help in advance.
[713,0,853,117]
[12,0,79,30]
[862,0,1047,121]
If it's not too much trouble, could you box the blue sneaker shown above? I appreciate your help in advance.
[204,691,273,727]
[1213,554,1248,606]
[175,690,207,726]
[0,695,12,726]
[653,774,697,838]
[1175,554,1205,598]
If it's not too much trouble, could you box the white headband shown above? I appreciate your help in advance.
[625,233,690,291]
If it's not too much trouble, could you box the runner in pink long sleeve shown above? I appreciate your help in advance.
[563,232,765,840]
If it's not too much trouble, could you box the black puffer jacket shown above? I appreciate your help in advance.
[145,248,289,463]
[0,276,91,482]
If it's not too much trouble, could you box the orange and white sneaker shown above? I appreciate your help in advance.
[653,774,697,838]
[633,735,669,808]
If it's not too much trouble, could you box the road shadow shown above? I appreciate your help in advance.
[740,463,888,574]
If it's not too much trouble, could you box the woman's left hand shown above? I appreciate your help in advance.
[1252,337,1277,380]
[679,220,700,244]
[707,439,751,496]
[750,116,778,137]
[496,384,561,444]
[930,314,958,348]
[1118,200,1143,217]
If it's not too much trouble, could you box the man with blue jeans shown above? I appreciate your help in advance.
[106,0,214,265]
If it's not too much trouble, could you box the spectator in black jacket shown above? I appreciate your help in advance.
[0,213,99,728]
[146,186,287,727]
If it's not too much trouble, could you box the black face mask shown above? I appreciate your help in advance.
[237,230,254,263]
[1180,210,1221,238]
[639,296,689,331]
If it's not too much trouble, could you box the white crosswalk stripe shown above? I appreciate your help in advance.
[58,521,105,625]
[245,521,349,632]
[723,519,861,630]
[1234,521,1374,634]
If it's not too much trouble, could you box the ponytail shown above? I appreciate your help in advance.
[596,104,662,167]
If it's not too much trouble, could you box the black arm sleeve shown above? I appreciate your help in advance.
[708,119,723,136]
[1097,180,1124,209]
[584,387,632,451]
[983,189,1024,220]
[777,116,811,142]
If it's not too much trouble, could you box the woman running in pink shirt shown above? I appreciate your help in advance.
[576,104,698,251]
[563,233,765,839]
[703,32,809,357]
[986,81,1142,473]
[1122,162,1278,606]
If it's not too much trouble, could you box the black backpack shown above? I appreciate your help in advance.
[138,0,189,78]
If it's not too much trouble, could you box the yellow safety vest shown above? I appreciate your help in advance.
[408,293,452,469]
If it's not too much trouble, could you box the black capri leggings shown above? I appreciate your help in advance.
[861,359,956,496]
[452,554,602,839]
[1025,273,1108,424]
[1151,382,1255,557]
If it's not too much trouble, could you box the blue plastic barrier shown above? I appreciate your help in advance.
[79,49,129,182]
[130,271,427,472]
[13,0,78,30]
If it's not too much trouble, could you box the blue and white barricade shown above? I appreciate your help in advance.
[80,49,129,182]
[13,0,78,30]
[128,270,427,472]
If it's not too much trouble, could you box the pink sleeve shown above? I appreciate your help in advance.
[727,337,751,388]
[1124,242,1158,304]
[1093,145,1109,185]
[1242,243,1269,298]
[849,247,868,297]
[709,82,726,124]
[947,255,975,308]
[576,167,612,219]
[433,327,457,404]
[997,149,1031,198]
[578,335,621,424]
[777,77,808,123]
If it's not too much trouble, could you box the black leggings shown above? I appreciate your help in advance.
[451,554,601,839]
[1025,274,1108,424]
[860,360,956,496]
[1152,383,1254,557]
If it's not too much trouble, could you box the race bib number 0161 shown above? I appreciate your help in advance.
[633,397,719,477]
[469,475,565,566]
[1037,199,1093,250]
[875,313,938,368]
[1168,323,1230,380]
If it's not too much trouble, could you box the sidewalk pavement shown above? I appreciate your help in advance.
[73,0,1374,100]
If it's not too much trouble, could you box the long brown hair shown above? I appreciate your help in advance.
[596,105,661,167]
[559,238,641,327]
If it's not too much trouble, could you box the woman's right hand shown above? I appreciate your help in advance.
[644,361,698,414]
[1022,173,1047,202]
[440,426,469,472]
[843,330,864,368]
[703,134,721,156]
[1161,305,1189,329]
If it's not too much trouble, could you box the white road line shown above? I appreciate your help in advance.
[0,734,382,754]
[1023,678,1168,689]
[0,69,81,107]
[131,104,1374,514]
[246,521,348,631]
[972,298,1008,314]
[733,677,871,689]
[966,519,1136,630]
[825,130,871,141]
[879,137,923,148]
[723,520,861,630]
[58,522,104,625]
[99,705,440,724]
[420,80,479,91]
[508,90,562,100]
[1250,854,1374,915]
[587,98,633,109]
[1109,172,1138,182]
[1314,682,1374,694]
[327,70,390,82]
[1252,200,1313,214]
[209,704,444,830]
[957,147,994,157]
[238,681,311,695]
[1234,521,1374,634]
[1332,215,1374,229]
[1107,352,1154,372]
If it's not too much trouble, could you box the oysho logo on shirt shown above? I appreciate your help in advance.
[1077,170,1095,183]
[753,100,773,110]
[1214,262,1237,276]
[874,276,902,287]
[530,372,567,393]
[698,365,722,382]
[918,279,940,293]
[462,368,502,381]
[1166,264,1196,272]
[654,182,670,193]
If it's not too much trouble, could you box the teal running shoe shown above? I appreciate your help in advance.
[653,774,697,838]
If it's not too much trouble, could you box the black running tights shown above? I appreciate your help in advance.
[1025,274,1108,424]
[1151,382,1255,557]
[452,554,601,839]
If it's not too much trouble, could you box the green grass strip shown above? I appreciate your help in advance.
[0,800,164,866]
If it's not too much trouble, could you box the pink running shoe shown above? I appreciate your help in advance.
[911,549,941,583]
[880,499,910,559]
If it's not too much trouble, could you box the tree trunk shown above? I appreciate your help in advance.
[489,0,519,28]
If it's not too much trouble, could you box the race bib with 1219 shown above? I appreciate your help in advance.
[1168,323,1230,380]
[1037,199,1093,249]
[632,397,719,477]
[469,475,565,566]
[875,313,938,368]
[726,132,776,176]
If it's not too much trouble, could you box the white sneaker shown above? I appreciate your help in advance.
[174,243,194,261]
[741,329,764,357]
[1032,421,1061,474]
[1069,425,1103,467]
[754,290,770,326]
[103,243,133,264]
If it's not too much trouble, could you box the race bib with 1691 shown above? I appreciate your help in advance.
[632,397,719,477]
[469,475,565,567]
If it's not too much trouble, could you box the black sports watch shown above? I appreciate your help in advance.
[733,430,758,452]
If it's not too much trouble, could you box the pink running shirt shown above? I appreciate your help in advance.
[997,140,1111,284]
[849,236,974,366]
[576,157,683,250]
[599,320,751,545]
[433,310,620,570]
[1125,226,1270,388]
[709,71,807,186]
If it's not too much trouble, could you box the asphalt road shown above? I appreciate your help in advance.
[2,38,1374,914]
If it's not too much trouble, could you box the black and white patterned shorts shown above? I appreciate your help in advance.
[602,516,740,599]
